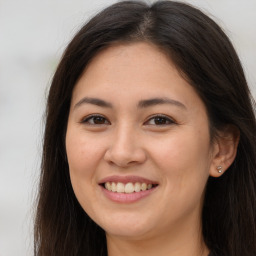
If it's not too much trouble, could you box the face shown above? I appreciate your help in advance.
[66,42,215,240]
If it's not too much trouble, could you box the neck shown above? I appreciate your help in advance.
[106,214,209,256]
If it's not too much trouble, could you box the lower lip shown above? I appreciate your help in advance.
[100,186,158,203]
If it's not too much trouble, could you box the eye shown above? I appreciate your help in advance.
[81,115,110,125]
[145,115,176,126]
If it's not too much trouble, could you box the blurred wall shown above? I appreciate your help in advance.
[0,0,255,255]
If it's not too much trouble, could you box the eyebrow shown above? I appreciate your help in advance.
[137,97,186,109]
[73,97,186,110]
[74,97,113,109]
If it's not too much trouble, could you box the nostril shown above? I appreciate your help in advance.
[103,143,147,167]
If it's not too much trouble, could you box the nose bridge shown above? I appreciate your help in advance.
[104,122,146,167]
[115,122,134,149]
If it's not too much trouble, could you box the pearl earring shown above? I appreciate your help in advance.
[217,166,222,173]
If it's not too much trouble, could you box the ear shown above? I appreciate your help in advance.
[209,125,240,177]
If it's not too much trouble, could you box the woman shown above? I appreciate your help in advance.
[34,1,256,256]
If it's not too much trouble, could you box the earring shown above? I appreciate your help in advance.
[217,166,222,173]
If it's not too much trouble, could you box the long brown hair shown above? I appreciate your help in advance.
[34,1,256,255]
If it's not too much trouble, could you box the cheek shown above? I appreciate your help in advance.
[66,128,103,175]
[65,128,104,204]
[150,127,211,195]
[65,133,107,224]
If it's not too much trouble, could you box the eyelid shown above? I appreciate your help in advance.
[80,114,110,125]
[80,113,176,126]
[144,114,177,125]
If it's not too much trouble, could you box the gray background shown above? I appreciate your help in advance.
[0,0,255,255]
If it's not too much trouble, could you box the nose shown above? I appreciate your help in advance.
[104,125,147,168]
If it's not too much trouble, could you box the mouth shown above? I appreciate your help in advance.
[98,176,159,203]
[100,181,158,193]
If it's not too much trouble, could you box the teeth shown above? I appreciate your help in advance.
[111,182,117,192]
[125,182,134,193]
[105,182,111,191]
[141,183,147,191]
[134,182,141,192]
[104,182,155,193]
[116,182,125,193]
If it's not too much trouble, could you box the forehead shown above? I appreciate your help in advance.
[83,42,176,79]
[71,42,205,112]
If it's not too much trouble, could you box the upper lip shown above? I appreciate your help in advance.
[98,175,158,185]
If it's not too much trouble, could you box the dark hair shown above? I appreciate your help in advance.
[34,1,256,255]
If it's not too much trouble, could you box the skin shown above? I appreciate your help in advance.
[65,42,238,256]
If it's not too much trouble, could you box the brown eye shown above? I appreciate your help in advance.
[153,116,169,125]
[82,115,110,125]
[145,115,175,125]
[92,116,106,124]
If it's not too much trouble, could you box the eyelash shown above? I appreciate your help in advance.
[81,114,110,125]
[81,114,176,126]
[145,114,176,126]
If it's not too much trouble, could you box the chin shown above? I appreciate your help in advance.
[105,225,153,239]
[96,212,155,239]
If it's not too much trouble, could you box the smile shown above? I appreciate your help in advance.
[104,182,156,193]
[99,176,159,203]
